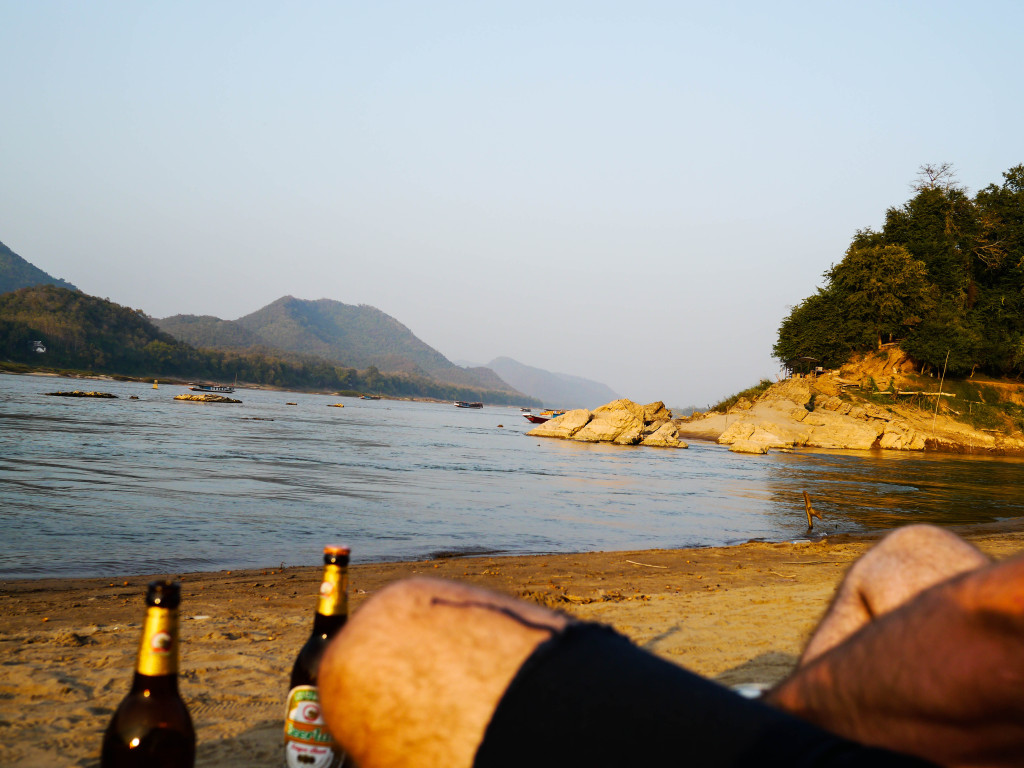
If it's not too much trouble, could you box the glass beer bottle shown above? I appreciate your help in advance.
[102,580,195,768]
[284,544,350,768]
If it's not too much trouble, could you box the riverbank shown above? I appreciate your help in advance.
[675,362,1024,455]
[5,525,1024,767]
[0,365,487,406]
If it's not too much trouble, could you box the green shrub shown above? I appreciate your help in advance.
[709,379,773,413]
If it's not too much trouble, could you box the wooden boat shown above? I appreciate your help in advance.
[523,409,566,424]
[189,384,235,394]
[360,395,381,400]
[454,401,483,408]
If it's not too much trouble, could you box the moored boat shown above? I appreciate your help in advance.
[188,383,235,394]
[523,409,566,424]
[454,401,483,408]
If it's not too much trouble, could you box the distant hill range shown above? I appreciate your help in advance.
[484,356,619,409]
[0,240,77,294]
[156,296,513,393]
[0,285,536,405]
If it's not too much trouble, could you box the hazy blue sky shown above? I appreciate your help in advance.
[2,1,1022,407]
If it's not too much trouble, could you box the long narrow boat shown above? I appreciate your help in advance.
[454,401,483,408]
[189,384,235,394]
[523,409,566,424]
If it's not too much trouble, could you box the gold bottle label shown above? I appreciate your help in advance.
[283,685,345,767]
[316,564,348,617]
[136,606,179,677]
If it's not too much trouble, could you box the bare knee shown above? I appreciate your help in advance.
[319,578,567,768]
[800,526,989,665]
[845,525,989,602]
[872,524,979,559]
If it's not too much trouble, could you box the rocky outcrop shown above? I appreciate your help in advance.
[729,439,769,454]
[45,390,117,398]
[173,393,242,403]
[528,399,688,448]
[676,368,1024,456]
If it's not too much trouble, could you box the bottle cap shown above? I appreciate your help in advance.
[145,580,181,609]
[323,544,350,566]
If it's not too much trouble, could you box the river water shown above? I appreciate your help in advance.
[3,373,1023,579]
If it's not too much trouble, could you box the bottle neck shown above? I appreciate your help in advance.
[135,605,180,677]
[316,562,349,618]
[311,611,348,637]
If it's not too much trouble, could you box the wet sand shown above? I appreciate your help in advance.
[4,526,1024,767]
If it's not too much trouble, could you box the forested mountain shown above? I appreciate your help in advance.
[0,240,77,294]
[775,164,1024,377]
[155,314,267,350]
[0,285,197,372]
[485,356,619,408]
[159,296,510,391]
[0,286,537,405]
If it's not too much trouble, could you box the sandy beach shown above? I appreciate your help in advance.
[5,525,1024,767]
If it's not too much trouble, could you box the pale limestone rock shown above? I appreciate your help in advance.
[642,419,670,437]
[642,401,673,422]
[786,405,810,422]
[574,407,645,444]
[729,439,769,454]
[880,428,910,450]
[530,398,686,448]
[751,422,805,448]
[526,409,592,438]
[802,410,849,428]
[640,422,689,448]
[804,421,883,450]
[717,422,755,444]
[594,398,648,419]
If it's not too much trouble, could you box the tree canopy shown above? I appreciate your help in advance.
[775,164,1024,377]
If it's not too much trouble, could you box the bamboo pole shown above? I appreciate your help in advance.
[931,350,950,436]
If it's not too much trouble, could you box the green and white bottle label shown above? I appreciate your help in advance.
[283,685,345,768]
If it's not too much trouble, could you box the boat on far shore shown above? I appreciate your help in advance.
[454,401,483,408]
[360,395,381,400]
[188,383,235,394]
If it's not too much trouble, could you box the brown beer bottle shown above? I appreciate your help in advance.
[284,545,350,768]
[101,580,195,768]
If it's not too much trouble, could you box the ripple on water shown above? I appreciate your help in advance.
[3,374,1024,578]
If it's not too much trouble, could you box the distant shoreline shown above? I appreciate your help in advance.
[0,365,481,405]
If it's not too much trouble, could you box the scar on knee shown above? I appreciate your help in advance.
[430,597,565,634]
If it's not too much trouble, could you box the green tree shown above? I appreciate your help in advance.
[773,288,860,370]
[826,245,937,349]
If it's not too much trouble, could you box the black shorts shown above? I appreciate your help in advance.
[474,622,935,767]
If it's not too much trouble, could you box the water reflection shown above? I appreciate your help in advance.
[764,450,1024,532]
[3,372,1024,578]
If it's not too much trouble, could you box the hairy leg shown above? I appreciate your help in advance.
[317,578,568,768]
[769,551,1024,767]
[320,578,931,768]
[800,525,990,664]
